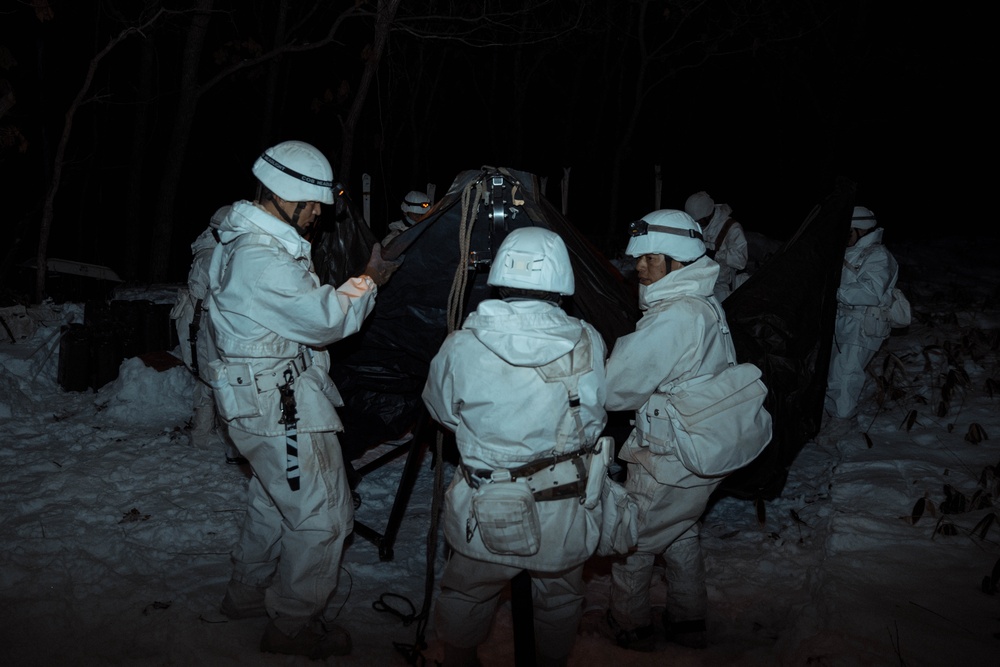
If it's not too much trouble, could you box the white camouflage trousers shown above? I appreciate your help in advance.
[609,461,714,630]
[435,550,585,664]
[228,427,353,635]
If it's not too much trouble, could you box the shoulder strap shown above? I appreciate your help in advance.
[534,330,594,452]
[713,217,737,250]
[687,295,737,367]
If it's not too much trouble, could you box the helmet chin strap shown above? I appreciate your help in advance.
[264,192,313,239]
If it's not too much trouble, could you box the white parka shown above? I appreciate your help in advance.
[826,228,899,417]
[606,256,734,488]
[701,204,748,301]
[206,200,377,437]
[423,298,608,571]
[836,228,898,332]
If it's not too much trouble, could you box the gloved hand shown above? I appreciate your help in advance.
[363,243,403,286]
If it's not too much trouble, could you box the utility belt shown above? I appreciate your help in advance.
[837,302,888,318]
[253,348,312,392]
[461,445,595,503]
[207,347,313,423]
[460,437,613,557]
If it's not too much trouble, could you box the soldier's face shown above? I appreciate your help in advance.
[636,253,668,285]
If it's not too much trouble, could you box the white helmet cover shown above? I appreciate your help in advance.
[625,209,706,262]
[684,191,715,221]
[252,140,335,204]
[488,227,575,296]
[851,205,877,230]
[401,190,431,216]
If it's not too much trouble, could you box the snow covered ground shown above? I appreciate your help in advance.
[1,236,998,666]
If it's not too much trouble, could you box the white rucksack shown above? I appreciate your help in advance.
[644,296,772,478]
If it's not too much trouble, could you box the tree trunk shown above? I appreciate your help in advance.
[121,35,155,282]
[34,12,164,302]
[338,0,402,184]
[259,0,290,149]
[146,0,214,282]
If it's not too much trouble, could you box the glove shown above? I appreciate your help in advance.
[363,243,403,286]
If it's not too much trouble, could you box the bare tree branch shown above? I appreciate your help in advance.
[34,8,167,303]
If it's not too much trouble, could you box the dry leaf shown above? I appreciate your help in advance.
[935,520,957,536]
[965,423,988,444]
[911,497,925,524]
[972,513,996,540]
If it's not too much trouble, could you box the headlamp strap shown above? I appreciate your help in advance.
[260,153,333,188]
[630,219,704,241]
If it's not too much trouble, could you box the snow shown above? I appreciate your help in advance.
[1,236,998,666]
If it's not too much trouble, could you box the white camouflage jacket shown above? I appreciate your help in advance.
[423,298,608,571]
[702,203,748,300]
[206,200,377,437]
[605,256,734,487]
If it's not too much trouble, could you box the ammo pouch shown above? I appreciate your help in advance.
[470,482,541,556]
[206,349,314,423]
[206,359,261,421]
[596,476,639,556]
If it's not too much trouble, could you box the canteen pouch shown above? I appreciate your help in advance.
[471,482,542,556]
[584,436,614,510]
[205,359,262,421]
[596,477,638,556]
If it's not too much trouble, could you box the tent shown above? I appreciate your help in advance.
[314,166,855,502]
[317,166,638,463]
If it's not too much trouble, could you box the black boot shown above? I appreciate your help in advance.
[260,617,352,659]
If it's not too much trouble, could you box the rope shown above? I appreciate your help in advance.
[446,180,483,332]
[389,175,485,666]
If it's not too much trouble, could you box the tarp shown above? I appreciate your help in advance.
[314,167,857,501]
[316,166,638,461]
[717,178,855,499]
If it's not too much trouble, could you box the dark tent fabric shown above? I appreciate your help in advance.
[313,168,858,501]
[321,166,638,461]
[717,178,856,500]
[312,187,378,288]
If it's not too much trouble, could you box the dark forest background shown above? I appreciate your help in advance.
[0,1,980,301]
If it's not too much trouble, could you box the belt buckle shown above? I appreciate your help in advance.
[490,469,512,483]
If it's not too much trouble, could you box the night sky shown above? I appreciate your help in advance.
[0,1,984,288]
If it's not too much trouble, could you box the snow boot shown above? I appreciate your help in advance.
[605,610,656,652]
[260,618,352,659]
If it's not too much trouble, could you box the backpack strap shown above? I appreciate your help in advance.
[534,329,594,454]
[687,295,738,367]
[707,217,737,259]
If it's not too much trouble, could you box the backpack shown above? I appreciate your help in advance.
[888,287,911,328]
[647,296,772,478]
